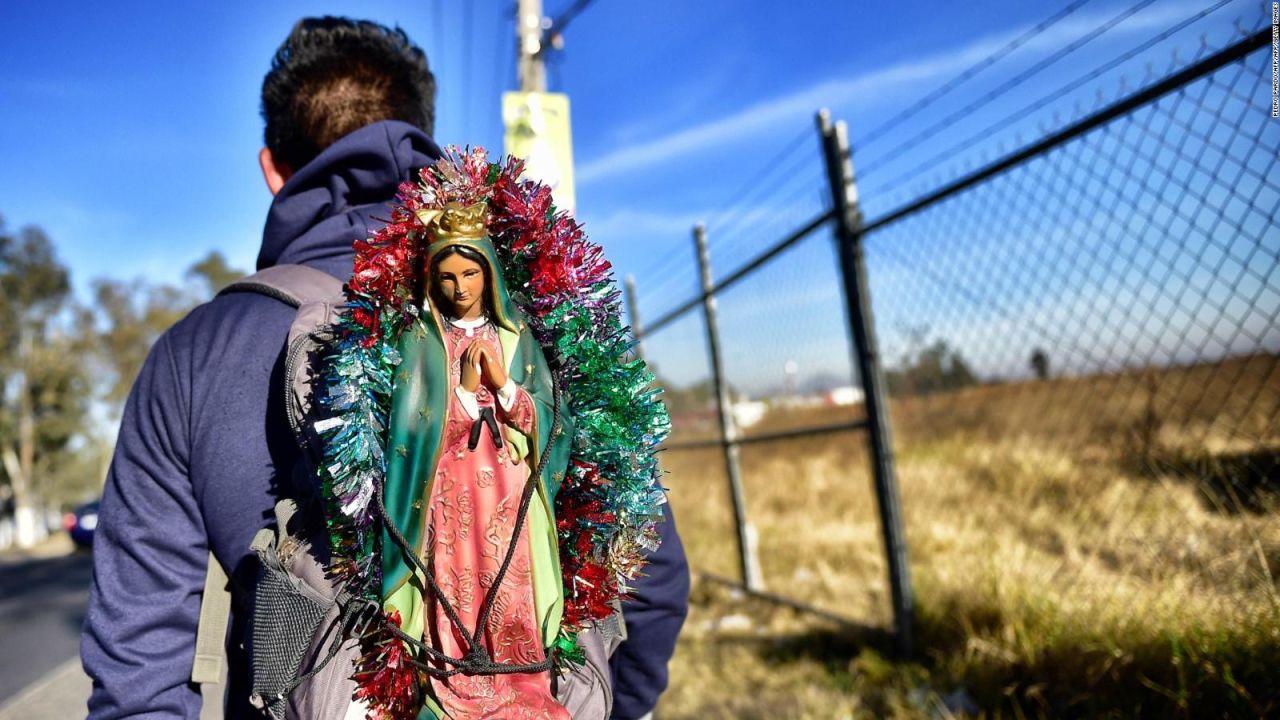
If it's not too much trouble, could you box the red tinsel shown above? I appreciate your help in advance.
[352,611,419,720]
[347,225,421,348]
[350,233,417,304]
[555,459,622,627]
[489,177,553,256]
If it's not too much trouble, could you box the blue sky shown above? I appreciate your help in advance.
[2,0,1275,394]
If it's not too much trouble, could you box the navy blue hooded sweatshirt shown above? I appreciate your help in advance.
[82,120,690,719]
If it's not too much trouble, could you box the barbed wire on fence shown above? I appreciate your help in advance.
[627,128,813,291]
[866,1,1256,206]
[634,162,829,324]
[855,0,1100,151]
[856,0,1160,180]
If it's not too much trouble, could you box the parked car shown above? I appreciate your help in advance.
[64,500,100,549]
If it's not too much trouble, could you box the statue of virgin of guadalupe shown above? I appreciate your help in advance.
[378,201,575,719]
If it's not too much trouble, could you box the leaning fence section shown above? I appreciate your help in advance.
[638,308,742,580]
[704,219,890,616]
[636,123,915,646]
[634,28,1278,676]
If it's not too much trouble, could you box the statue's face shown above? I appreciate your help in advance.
[434,252,486,319]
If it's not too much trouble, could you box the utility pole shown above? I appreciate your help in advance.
[507,0,578,210]
[516,0,547,92]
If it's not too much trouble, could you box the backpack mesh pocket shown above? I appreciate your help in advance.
[250,538,333,719]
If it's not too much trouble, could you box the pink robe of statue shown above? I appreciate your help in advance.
[423,315,568,719]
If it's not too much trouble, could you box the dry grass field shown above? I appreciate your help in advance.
[652,354,1279,719]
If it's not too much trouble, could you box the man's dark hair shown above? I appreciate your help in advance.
[262,16,436,171]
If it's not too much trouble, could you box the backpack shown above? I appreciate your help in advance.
[196,263,623,720]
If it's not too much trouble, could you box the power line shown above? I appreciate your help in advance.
[463,1,475,133]
[633,0,1139,307]
[634,244,712,305]
[607,31,812,288]
[706,162,826,259]
[866,0,1241,199]
[631,244,699,299]
[491,9,512,140]
[636,272,700,325]
[520,0,601,90]
[628,232,700,291]
[637,171,827,314]
[859,0,1158,179]
[638,272,698,312]
[535,0,601,58]
[705,130,817,239]
[631,129,818,300]
[857,0,1097,150]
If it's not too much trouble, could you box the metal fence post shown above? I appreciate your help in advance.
[817,110,915,657]
[624,274,645,362]
[694,223,763,592]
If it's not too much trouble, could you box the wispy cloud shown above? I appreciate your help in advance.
[577,1,1211,185]
[581,208,709,240]
[583,202,814,243]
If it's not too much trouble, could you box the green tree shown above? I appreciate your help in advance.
[186,249,241,295]
[0,219,92,545]
[91,278,191,409]
[90,250,245,417]
[0,217,246,545]
[1030,347,1050,380]
[886,338,978,396]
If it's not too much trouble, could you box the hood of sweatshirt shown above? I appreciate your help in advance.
[257,119,442,280]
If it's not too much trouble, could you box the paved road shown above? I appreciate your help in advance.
[0,550,93,704]
[0,544,221,719]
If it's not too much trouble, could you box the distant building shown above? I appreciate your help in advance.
[824,385,865,406]
[731,400,768,429]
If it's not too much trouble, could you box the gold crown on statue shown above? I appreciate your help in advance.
[417,201,489,242]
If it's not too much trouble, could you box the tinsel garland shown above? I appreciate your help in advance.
[311,147,670,717]
[351,610,418,718]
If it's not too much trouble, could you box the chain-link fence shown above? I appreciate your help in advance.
[638,20,1278,716]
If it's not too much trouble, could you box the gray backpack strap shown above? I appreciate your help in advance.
[193,551,231,684]
[193,264,345,687]
[222,264,348,449]
[217,263,346,308]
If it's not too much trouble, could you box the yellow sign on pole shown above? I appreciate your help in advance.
[503,91,576,213]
